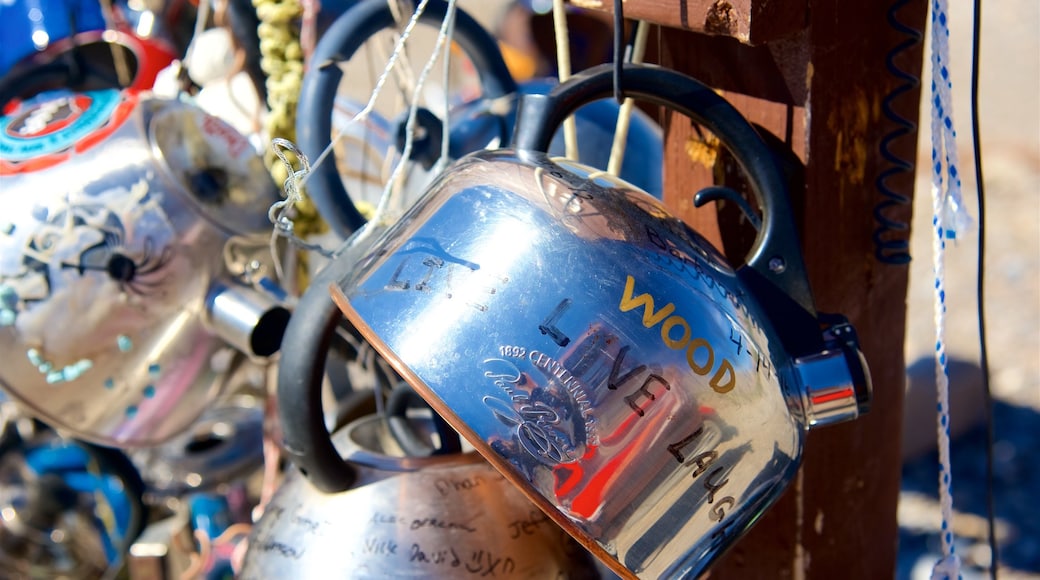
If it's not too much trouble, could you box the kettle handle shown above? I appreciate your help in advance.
[296,0,519,239]
[386,382,463,457]
[277,250,365,493]
[278,254,459,491]
[513,63,817,318]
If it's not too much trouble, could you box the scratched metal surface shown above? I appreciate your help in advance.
[240,415,600,579]
[333,149,828,579]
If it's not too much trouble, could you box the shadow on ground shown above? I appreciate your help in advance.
[898,400,1040,578]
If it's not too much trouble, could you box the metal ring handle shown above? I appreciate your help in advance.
[296,0,519,239]
[512,62,817,319]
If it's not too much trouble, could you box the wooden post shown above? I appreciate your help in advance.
[578,0,929,576]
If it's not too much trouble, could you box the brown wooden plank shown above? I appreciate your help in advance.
[779,2,926,574]
[653,25,809,105]
[569,0,808,45]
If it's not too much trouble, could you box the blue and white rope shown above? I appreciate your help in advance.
[928,0,971,578]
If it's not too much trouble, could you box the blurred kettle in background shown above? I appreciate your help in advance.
[0,394,148,579]
[295,0,663,242]
[0,0,183,108]
[0,88,290,447]
[242,404,602,578]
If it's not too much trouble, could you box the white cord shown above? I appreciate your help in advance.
[436,9,455,174]
[928,0,971,577]
[268,138,334,279]
[607,19,649,176]
[373,0,460,223]
[300,0,436,189]
[183,0,213,78]
[98,0,133,86]
[552,0,578,160]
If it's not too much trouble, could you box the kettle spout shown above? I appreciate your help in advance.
[794,319,873,429]
[206,280,291,357]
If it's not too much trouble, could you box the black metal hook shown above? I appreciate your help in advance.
[693,186,763,231]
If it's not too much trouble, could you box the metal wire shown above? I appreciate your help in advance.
[968,0,998,576]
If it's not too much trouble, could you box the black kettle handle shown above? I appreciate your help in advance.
[278,251,458,491]
[277,251,365,493]
[513,63,817,318]
[296,0,519,239]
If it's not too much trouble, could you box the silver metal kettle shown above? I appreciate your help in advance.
[241,411,601,578]
[272,245,602,577]
[0,88,289,447]
[329,63,872,579]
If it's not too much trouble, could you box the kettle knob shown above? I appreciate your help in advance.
[795,318,873,428]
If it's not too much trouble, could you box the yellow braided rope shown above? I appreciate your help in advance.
[253,0,327,240]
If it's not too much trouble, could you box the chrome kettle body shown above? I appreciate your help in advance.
[0,88,288,447]
[330,64,871,578]
[240,414,600,579]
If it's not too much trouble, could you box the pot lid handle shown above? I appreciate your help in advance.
[296,0,519,239]
[513,63,816,318]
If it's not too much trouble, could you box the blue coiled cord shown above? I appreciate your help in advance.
[873,0,923,265]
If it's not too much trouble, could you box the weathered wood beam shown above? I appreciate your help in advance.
[583,0,929,576]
